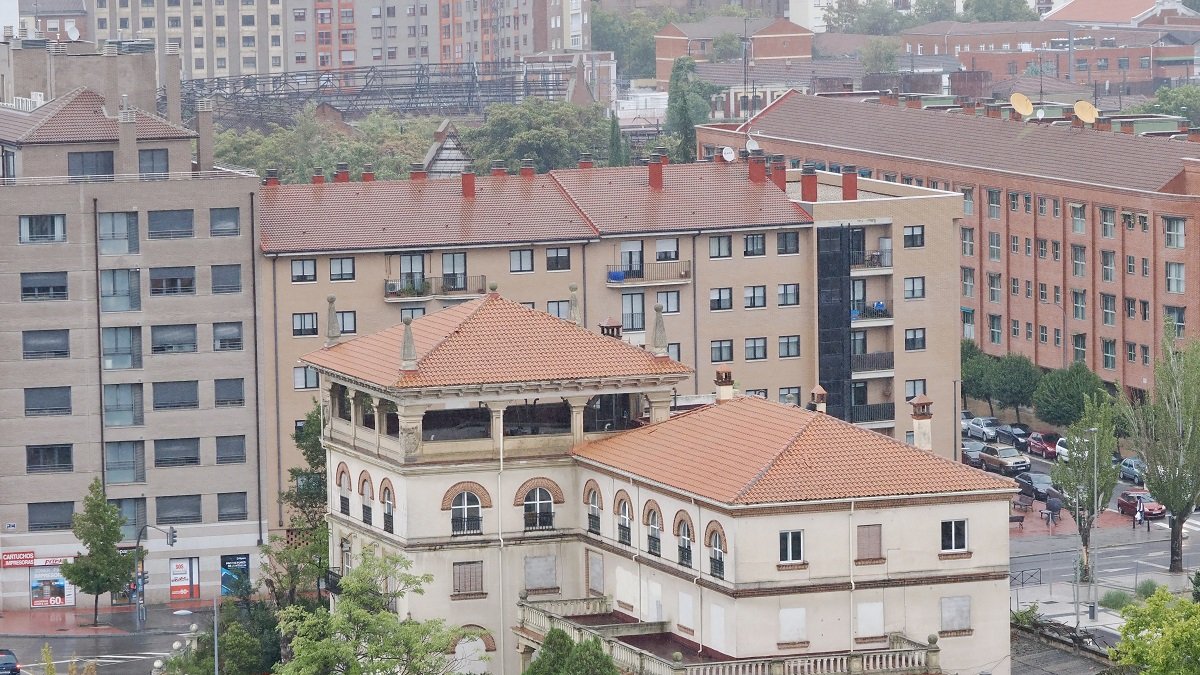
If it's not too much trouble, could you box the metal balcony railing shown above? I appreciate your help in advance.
[339,496,350,515]
[850,249,893,269]
[851,351,895,372]
[452,516,483,535]
[524,511,555,531]
[850,402,896,423]
[587,513,600,534]
[647,535,661,556]
[362,505,373,526]
[617,524,631,546]
[710,556,725,579]
[851,301,892,320]
[605,260,692,285]
[325,568,342,595]
[678,545,693,568]
[383,273,433,299]
[433,274,487,296]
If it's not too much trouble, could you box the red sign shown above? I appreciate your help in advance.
[2,551,36,568]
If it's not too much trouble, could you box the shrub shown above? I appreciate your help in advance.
[1136,579,1160,599]
[1011,602,1041,627]
[1100,590,1135,610]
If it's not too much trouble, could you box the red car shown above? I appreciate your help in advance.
[1027,432,1061,460]
[1116,489,1166,519]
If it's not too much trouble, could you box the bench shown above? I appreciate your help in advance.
[1009,514,1025,529]
[1013,494,1034,511]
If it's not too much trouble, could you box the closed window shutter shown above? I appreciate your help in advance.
[524,555,556,590]
[453,561,483,593]
[857,524,882,559]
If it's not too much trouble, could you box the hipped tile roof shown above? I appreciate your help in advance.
[301,293,692,390]
[575,396,1012,505]
[0,88,196,145]
[1045,0,1158,23]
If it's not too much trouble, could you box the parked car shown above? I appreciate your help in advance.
[0,649,20,675]
[1014,472,1058,501]
[995,423,1031,451]
[1056,437,1071,463]
[1116,489,1167,519]
[1120,457,1147,485]
[979,444,1031,475]
[960,410,973,435]
[1027,432,1061,459]
[961,440,985,469]
[966,416,1000,441]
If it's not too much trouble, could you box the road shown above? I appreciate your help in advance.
[1,633,181,674]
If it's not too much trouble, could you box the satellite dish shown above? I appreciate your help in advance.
[721,146,736,163]
[745,138,760,153]
[66,25,80,41]
[1074,100,1099,125]
[1009,92,1034,117]
[1036,108,1045,120]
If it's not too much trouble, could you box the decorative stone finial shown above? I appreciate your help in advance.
[400,317,418,372]
[651,303,668,357]
[488,282,499,294]
[568,283,581,325]
[325,295,341,347]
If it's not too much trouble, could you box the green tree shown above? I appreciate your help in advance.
[164,600,281,674]
[961,354,997,415]
[1032,361,1105,428]
[1050,393,1120,581]
[42,643,55,675]
[282,400,327,533]
[961,338,983,363]
[666,57,702,162]
[710,32,743,62]
[823,0,860,32]
[912,0,958,23]
[60,478,136,626]
[277,552,470,675]
[525,628,575,675]
[592,9,677,79]
[990,353,1042,422]
[1126,85,1200,126]
[861,37,900,73]
[1113,587,1200,674]
[607,116,627,167]
[854,0,909,34]
[461,99,610,174]
[961,0,1039,22]
[564,638,621,675]
[1119,324,1200,573]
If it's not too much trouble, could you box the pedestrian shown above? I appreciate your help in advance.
[1136,500,1145,530]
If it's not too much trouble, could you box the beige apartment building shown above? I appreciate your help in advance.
[0,48,263,610]
[302,292,1014,674]
[258,156,964,534]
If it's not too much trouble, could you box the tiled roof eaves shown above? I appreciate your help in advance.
[259,233,599,256]
[593,219,810,238]
[546,171,602,236]
[10,87,85,143]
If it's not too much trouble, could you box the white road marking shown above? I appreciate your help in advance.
[1104,567,1133,572]
[1139,560,1170,570]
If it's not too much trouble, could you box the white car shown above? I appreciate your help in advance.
[966,416,1000,441]
[1056,437,1071,463]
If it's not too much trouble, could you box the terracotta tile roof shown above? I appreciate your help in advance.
[696,59,864,88]
[301,293,692,389]
[258,173,597,254]
[575,396,1012,505]
[731,91,1193,193]
[1046,0,1157,23]
[669,17,778,39]
[0,88,196,145]
[547,162,811,235]
[903,20,1075,35]
[18,0,85,12]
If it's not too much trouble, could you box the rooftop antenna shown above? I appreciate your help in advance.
[745,137,760,153]
[65,25,80,41]
[721,146,736,163]
[1009,92,1034,119]
[1074,99,1099,125]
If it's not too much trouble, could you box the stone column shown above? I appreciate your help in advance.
[374,399,388,455]
[488,402,509,453]
[645,391,673,424]
[565,396,592,445]
[518,645,536,670]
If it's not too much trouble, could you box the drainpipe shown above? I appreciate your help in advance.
[693,497,703,655]
[250,191,264,545]
[271,257,284,527]
[496,415,507,663]
[91,197,108,495]
[849,499,856,653]
[690,234,700,395]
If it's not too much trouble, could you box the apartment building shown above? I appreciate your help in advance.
[0,49,263,610]
[303,292,1014,674]
[653,17,812,89]
[18,0,90,41]
[697,91,1199,398]
[257,156,963,534]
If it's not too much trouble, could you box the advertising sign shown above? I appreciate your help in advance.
[220,554,251,596]
[29,565,76,608]
[169,557,199,600]
[2,551,35,567]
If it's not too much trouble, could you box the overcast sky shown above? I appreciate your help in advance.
[0,2,17,38]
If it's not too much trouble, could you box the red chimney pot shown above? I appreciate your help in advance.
[265,168,280,187]
[519,158,536,178]
[409,162,427,181]
[770,156,787,191]
[800,163,817,202]
[842,165,859,201]
[648,153,663,191]
[361,163,375,182]
[748,153,767,184]
[334,161,351,183]
[311,167,325,185]
[462,170,476,198]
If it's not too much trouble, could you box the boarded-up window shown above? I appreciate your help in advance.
[453,561,483,594]
[857,601,884,637]
[857,524,882,560]
[524,555,556,591]
[678,591,694,630]
[587,550,603,595]
[940,596,971,632]
[778,607,807,643]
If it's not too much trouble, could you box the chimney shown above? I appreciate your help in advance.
[654,146,669,164]
[748,150,766,184]
[361,163,375,181]
[117,105,138,175]
[325,295,342,348]
[311,167,325,184]
[599,317,622,339]
[490,160,507,176]
[409,162,427,180]
[196,99,214,171]
[334,162,351,183]
[1008,108,1022,121]
[400,317,418,372]
[800,163,818,202]
[770,154,787,191]
[960,100,975,115]
[519,158,536,178]
[714,368,734,402]
[578,152,594,169]
[461,169,476,198]
[264,168,280,187]
[163,48,183,124]
[1188,127,1200,143]
[648,153,663,191]
[809,385,827,414]
[1094,116,1112,132]
[909,394,934,452]
[842,165,859,201]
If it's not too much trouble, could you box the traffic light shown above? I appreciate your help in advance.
[166,526,177,547]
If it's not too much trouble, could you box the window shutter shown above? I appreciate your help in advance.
[857,524,882,560]
[523,555,556,591]
[128,270,142,309]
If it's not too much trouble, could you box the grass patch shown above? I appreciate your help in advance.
[1099,590,1134,610]
[1136,579,1159,599]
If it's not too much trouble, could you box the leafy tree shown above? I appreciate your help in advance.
[1126,85,1200,126]
[42,643,55,675]
[961,338,982,363]
[961,354,997,415]
[592,9,678,79]
[461,99,610,174]
[710,32,743,62]
[282,400,327,533]
[564,638,621,675]
[823,0,860,32]
[1032,362,1105,427]
[961,0,1039,22]
[525,628,575,675]
[1050,394,1119,582]
[855,0,909,35]
[60,478,136,626]
[990,353,1042,422]
[164,600,281,674]
[1119,325,1200,573]
[861,37,900,73]
[666,57,704,162]
[1113,587,1200,674]
[607,116,628,167]
[277,552,471,675]
[912,0,958,23]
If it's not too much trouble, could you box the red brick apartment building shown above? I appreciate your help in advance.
[698,92,1200,397]
[654,17,812,88]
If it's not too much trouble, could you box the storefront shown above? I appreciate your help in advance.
[2,551,77,608]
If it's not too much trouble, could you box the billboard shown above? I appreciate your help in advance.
[169,557,200,600]
[220,554,251,596]
[29,564,76,608]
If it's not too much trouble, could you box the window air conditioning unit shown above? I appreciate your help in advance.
[385,281,402,293]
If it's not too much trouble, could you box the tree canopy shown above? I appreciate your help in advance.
[962,353,998,415]
[711,32,744,62]
[1126,85,1200,126]
[461,99,611,174]
[861,37,900,73]
[961,0,1040,21]
[1033,362,1105,427]
[666,57,704,162]
[1114,587,1200,674]
[991,353,1042,422]
[1051,393,1119,580]
[592,8,674,80]
[526,630,620,675]
[60,478,136,626]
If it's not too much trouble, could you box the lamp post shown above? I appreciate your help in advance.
[1088,426,1100,620]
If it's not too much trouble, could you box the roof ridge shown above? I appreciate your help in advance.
[731,397,817,502]
[547,171,601,236]
[20,87,89,141]
[128,105,198,137]
[411,295,494,368]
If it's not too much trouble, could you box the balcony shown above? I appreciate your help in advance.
[647,534,661,556]
[324,568,342,595]
[851,301,893,326]
[524,511,555,531]
[710,556,724,580]
[384,274,487,301]
[678,545,693,568]
[617,523,631,546]
[850,402,896,424]
[850,249,893,273]
[587,513,601,534]
[605,261,692,287]
[452,516,482,535]
[515,598,942,675]
[851,351,895,373]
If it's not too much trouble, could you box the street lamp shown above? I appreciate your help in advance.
[1088,426,1099,620]
[173,599,218,675]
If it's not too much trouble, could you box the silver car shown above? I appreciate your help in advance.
[966,416,1000,441]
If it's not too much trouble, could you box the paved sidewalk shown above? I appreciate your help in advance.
[0,599,213,638]
[1010,499,1171,558]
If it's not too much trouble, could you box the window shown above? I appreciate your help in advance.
[27,444,72,474]
[986,189,1001,219]
[656,291,679,314]
[1165,217,1186,249]
[940,520,967,551]
[745,337,767,360]
[23,330,70,359]
[294,366,319,390]
[960,227,974,256]
[1038,325,1047,343]
[1101,251,1115,282]
[1037,238,1046,258]
[291,259,316,282]
[29,502,74,531]
[21,271,68,301]
[1052,241,1061,261]
[325,257,356,282]
[1100,208,1115,238]
[960,188,974,215]
[211,265,241,294]
[1143,258,1151,277]
[988,315,1001,344]
[1142,344,1151,365]
[1055,286,1062,305]
[1127,342,1137,362]
[1166,306,1187,338]
[941,596,971,633]
[138,149,168,176]
[1126,297,1137,319]
[401,307,425,321]
[103,383,143,427]
[24,387,71,416]
[153,381,198,410]
[779,530,804,562]
[1102,339,1116,369]
[209,208,240,236]
[1167,262,1186,294]
[711,340,733,363]
[1039,283,1047,302]
[293,313,318,337]
[154,438,200,467]
[19,214,66,244]
[904,379,926,401]
[1072,290,1087,320]
[1071,204,1086,233]
[1073,333,1087,362]
[156,495,202,525]
[961,268,974,297]
[710,288,733,311]
[769,283,798,307]
[546,301,570,319]
[621,293,644,331]
[904,329,926,351]
[523,488,554,531]
[1011,319,1020,337]
[1025,281,1033,298]
[709,235,731,258]
[744,286,766,308]
[453,561,484,594]
[1010,235,1019,254]
[216,436,246,464]
[1127,255,1137,275]
[151,324,197,354]
[215,379,245,407]
[149,267,195,296]
[987,273,1000,303]
[106,441,145,483]
[214,322,243,351]
[904,277,925,300]
[147,210,194,239]
[777,231,799,254]
[215,492,248,522]
[986,232,1001,261]
[678,520,693,567]
[744,234,766,256]
[99,212,139,254]
[1101,294,1116,326]
[509,249,533,272]
[1071,245,1086,277]
[857,524,882,561]
[902,226,924,248]
[67,151,114,178]
[546,247,571,270]
[779,335,800,358]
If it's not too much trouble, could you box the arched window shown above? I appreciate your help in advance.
[381,487,395,534]
[678,520,693,568]
[647,509,662,556]
[361,478,374,526]
[617,499,632,545]
[451,492,482,535]
[523,488,554,531]
[338,472,352,515]
[708,530,725,580]
[586,489,601,534]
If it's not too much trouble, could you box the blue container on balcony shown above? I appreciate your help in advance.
[608,269,626,283]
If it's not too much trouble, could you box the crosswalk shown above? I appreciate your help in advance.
[1153,517,1200,533]
[22,653,171,673]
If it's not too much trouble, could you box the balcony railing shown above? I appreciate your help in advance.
[339,496,350,515]
[605,260,692,285]
[325,568,342,595]
[647,535,661,556]
[850,402,896,423]
[851,302,892,321]
[452,516,482,535]
[362,505,373,526]
[524,511,555,531]
[710,556,725,579]
[617,524,631,545]
[384,274,488,298]
[851,351,895,372]
[850,249,893,269]
[383,273,433,299]
[678,545,693,568]
[1,168,257,187]
[587,513,601,534]
[384,513,394,534]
